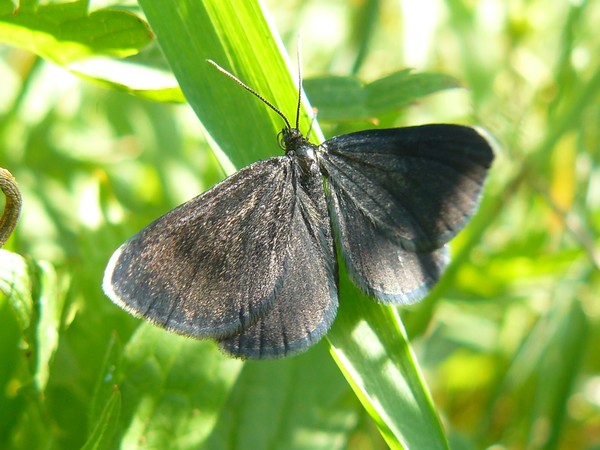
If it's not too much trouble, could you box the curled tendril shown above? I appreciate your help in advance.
[0,168,22,248]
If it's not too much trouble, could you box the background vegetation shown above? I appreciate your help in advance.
[1,0,599,449]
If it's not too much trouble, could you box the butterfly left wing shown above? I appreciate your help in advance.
[219,165,338,358]
[319,124,493,303]
[103,157,296,339]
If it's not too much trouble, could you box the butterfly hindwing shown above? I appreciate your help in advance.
[103,157,296,339]
[319,124,494,251]
[219,160,338,358]
[326,179,449,304]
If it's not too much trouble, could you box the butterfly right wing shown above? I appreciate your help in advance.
[103,157,295,339]
[319,124,493,303]
[319,125,493,251]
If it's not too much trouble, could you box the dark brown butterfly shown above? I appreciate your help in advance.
[103,62,494,359]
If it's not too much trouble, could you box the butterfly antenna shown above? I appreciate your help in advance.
[207,59,292,130]
[294,37,303,130]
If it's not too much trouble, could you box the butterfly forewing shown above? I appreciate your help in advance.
[103,157,296,339]
[219,162,338,358]
[319,125,494,251]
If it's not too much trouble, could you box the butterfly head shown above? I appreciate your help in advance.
[280,127,320,177]
[279,127,304,150]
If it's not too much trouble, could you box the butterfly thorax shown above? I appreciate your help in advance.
[281,128,320,178]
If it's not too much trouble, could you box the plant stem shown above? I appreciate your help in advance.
[0,168,22,248]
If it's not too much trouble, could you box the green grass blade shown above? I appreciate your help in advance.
[204,343,357,449]
[81,387,121,450]
[329,277,448,449]
[137,0,313,171]
[31,260,65,391]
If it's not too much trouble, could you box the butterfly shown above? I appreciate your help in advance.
[103,61,494,359]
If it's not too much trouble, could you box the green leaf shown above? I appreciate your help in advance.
[304,71,461,122]
[70,57,185,102]
[0,0,187,99]
[4,0,600,449]
[0,251,66,392]
[303,76,369,121]
[0,0,152,65]
[116,325,242,448]
[0,253,27,443]
[88,332,123,447]
[137,0,318,172]
[526,301,588,449]
[31,259,66,391]
[0,249,32,332]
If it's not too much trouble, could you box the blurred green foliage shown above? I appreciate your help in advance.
[1,0,599,449]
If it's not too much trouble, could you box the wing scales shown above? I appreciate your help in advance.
[320,125,493,250]
[103,157,295,338]
[219,163,338,358]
